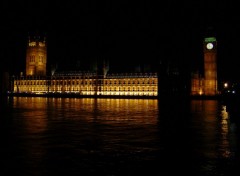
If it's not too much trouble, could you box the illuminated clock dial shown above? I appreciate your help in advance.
[206,43,213,50]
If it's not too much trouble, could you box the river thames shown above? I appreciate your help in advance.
[1,97,240,176]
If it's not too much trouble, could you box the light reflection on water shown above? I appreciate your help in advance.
[1,97,240,175]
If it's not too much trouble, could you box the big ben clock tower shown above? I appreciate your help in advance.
[203,37,218,96]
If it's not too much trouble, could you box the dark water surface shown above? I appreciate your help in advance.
[1,97,240,176]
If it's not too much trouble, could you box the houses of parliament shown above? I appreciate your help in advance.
[1,34,218,98]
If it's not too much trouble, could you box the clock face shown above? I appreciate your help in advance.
[206,43,213,50]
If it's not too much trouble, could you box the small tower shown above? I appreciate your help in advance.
[26,33,47,76]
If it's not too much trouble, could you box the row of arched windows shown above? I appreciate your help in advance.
[49,78,157,86]
[29,55,45,63]
[14,77,158,95]
[15,80,47,85]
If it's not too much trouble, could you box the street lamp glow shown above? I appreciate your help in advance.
[224,83,228,88]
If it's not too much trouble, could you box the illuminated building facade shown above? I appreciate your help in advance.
[191,37,218,96]
[13,72,158,97]
[13,35,158,97]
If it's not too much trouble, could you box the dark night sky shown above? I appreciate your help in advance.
[1,1,240,80]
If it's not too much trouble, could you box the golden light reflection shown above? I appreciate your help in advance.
[219,105,231,158]
[13,97,48,134]
[12,97,158,125]
[191,100,233,159]
[82,98,159,124]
